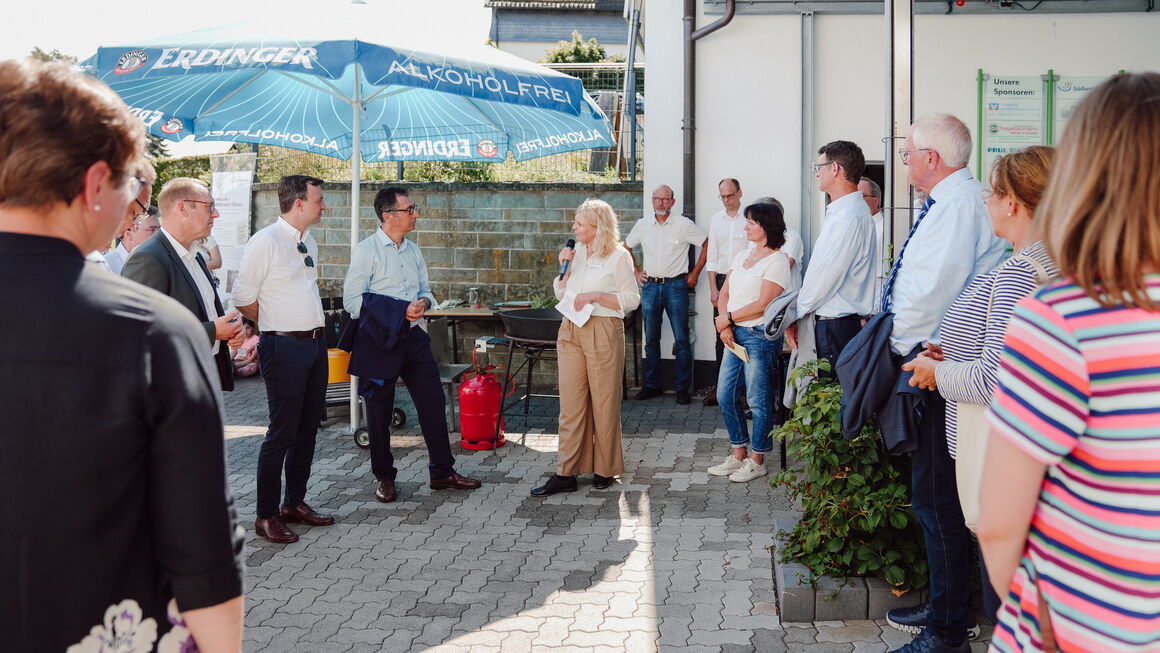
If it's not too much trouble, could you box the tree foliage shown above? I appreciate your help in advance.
[773,360,928,592]
[541,31,608,64]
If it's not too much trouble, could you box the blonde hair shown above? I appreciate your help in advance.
[990,145,1054,215]
[158,177,209,217]
[1037,72,1160,309]
[576,198,620,258]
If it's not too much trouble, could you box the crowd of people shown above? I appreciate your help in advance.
[2,54,1158,653]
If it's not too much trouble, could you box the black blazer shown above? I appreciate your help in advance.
[122,232,235,391]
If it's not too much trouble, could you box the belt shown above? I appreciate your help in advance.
[646,274,686,284]
[816,314,863,322]
[266,328,324,339]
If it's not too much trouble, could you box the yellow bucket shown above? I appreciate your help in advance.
[327,349,351,384]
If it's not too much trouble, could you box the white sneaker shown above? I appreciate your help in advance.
[707,456,745,476]
[728,458,767,482]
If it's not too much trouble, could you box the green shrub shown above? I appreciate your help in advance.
[772,360,927,591]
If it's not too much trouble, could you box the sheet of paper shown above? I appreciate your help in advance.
[726,340,749,363]
[555,290,596,327]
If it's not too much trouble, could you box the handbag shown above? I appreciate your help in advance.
[955,251,1050,532]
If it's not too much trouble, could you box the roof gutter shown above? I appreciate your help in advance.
[683,0,736,221]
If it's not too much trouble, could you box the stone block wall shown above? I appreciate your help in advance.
[251,181,645,389]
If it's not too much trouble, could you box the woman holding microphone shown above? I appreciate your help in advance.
[532,199,640,496]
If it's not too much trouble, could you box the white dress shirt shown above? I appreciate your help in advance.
[104,242,129,276]
[706,208,748,274]
[624,214,707,278]
[795,190,877,319]
[233,217,326,333]
[726,249,791,327]
[782,227,804,291]
[553,243,641,318]
[871,211,885,311]
[888,167,1007,355]
[161,228,222,353]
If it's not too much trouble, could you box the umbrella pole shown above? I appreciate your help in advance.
[349,74,363,434]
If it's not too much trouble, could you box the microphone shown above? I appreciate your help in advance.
[559,238,576,280]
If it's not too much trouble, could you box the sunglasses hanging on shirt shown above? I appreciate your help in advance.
[296,241,314,268]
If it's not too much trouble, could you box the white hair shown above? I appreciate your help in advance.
[911,114,972,168]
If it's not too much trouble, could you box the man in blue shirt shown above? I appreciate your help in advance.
[881,115,1006,653]
[343,187,482,504]
[787,140,877,373]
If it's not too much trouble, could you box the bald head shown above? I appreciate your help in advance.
[650,184,676,220]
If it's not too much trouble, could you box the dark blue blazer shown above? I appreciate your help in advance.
[337,293,411,381]
[835,312,922,454]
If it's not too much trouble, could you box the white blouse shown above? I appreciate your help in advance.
[553,243,641,318]
[726,249,790,327]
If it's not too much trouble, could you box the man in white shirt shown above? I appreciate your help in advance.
[106,204,159,275]
[703,178,746,405]
[879,115,1006,653]
[234,175,336,544]
[122,177,241,391]
[787,141,877,372]
[624,184,707,405]
[859,178,886,312]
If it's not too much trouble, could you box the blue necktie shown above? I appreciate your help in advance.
[881,196,935,313]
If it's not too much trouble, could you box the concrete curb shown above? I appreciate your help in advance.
[773,516,924,623]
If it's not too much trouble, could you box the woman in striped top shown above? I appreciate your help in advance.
[979,72,1160,652]
[902,146,1058,625]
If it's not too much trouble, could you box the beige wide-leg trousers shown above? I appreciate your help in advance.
[556,316,625,477]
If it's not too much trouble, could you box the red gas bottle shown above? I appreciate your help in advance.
[459,369,505,450]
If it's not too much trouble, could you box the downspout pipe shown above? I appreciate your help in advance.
[683,0,736,221]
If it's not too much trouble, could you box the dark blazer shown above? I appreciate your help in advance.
[337,293,412,381]
[835,312,921,454]
[122,232,234,391]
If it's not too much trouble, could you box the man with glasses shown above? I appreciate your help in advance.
[342,186,482,506]
[123,177,241,393]
[703,177,746,405]
[878,115,1006,653]
[786,141,877,373]
[88,165,155,273]
[624,184,707,405]
[105,203,159,275]
[858,177,886,312]
[233,175,334,544]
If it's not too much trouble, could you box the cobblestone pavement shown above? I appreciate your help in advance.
[224,375,991,652]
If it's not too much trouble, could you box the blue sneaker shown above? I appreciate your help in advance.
[888,627,970,653]
[886,604,981,640]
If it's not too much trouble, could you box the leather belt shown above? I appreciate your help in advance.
[646,274,686,284]
[266,328,324,339]
[816,314,863,322]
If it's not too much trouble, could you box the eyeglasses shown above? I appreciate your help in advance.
[183,199,218,212]
[812,160,839,173]
[652,196,675,202]
[296,241,315,268]
[898,147,933,164]
[718,190,739,200]
[126,174,148,197]
[981,189,996,203]
[387,205,418,216]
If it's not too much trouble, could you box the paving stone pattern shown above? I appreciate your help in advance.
[225,376,992,652]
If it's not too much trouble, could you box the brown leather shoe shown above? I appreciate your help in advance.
[280,502,335,527]
[254,515,298,544]
[375,480,397,503]
[430,473,482,490]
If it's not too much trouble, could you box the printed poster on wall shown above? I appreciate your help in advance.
[1053,75,1109,143]
[979,75,1045,180]
[208,152,257,302]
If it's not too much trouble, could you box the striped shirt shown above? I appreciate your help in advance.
[934,241,1057,457]
[986,275,1160,652]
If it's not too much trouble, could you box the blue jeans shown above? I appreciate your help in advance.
[255,334,328,519]
[641,279,692,392]
[716,326,778,454]
[911,388,972,643]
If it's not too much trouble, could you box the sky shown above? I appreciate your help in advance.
[3,0,495,155]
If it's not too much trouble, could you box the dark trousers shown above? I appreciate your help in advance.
[910,388,973,643]
[814,315,863,377]
[255,334,327,519]
[710,274,727,377]
[641,279,692,392]
[360,327,455,482]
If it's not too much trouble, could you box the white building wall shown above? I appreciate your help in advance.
[645,3,1160,363]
